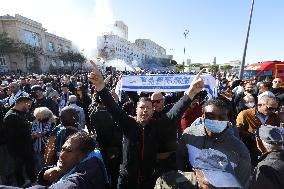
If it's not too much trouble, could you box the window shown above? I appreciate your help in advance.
[23,30,41,47]
[0,54,6,65]
[48,42,54,51]
[64,46,70,52]
[58,44,63,52]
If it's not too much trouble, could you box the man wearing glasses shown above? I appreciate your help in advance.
[151,92,172,119]
[89,61,205,189]
[150,92,177,179]
[236,92,280,166]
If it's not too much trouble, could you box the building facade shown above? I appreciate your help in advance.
[0,14,73,73]
[97,21,172,70]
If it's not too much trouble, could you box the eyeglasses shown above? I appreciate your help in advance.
[258,104,278,112]
[151,99,163,104]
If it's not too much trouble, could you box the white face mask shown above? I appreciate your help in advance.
[204,118,228,133]
[245,102,255,108]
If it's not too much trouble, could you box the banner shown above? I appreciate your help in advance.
[116,74,217,98]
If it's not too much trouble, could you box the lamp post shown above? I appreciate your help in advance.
[239,0,255,79]
[80,49,84,73]
[183,29,189,73]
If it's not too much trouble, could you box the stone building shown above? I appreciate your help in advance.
[97,21,172,70]
[0,14,72,73]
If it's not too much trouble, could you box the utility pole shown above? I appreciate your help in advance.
[239,0,255,79]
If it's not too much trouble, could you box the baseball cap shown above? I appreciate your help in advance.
[258,125,284,144]
[193,148,242,188]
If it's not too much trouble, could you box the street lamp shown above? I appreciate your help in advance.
[80,49,84,73]
[183,29,189,72]
[239,0,255,79]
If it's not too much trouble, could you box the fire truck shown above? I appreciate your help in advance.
[243,61,284,86]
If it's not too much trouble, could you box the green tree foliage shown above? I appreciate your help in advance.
[59,51,86,71]
[17,42,42,71]
[208,65,219,72]
[176,64,184,71]
[0,32,18,54]
[220,64,233,72]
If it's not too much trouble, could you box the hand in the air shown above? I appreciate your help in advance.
[88,60,105,91]
[185,68,205,99]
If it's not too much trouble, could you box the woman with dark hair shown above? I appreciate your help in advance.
[75,86,92,131]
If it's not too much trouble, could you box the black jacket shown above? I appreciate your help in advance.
[3,108,33,158]
[33,97,59,117]
[90,106,123,160]
[251,150,284,189]
[270,87,284,97]
[98,87,193,187]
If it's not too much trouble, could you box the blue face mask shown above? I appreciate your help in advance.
[204,118,228,133]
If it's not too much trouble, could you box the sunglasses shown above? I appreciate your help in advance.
[258,104,278,111]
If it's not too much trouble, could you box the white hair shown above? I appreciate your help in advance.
[258,91,276,102]
[33,107,55,121]
[68,95,77,103]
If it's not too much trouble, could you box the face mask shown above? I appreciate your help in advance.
[204,118,228,133]
[245,102,255,108]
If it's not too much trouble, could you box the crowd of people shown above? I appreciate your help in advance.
[0,64,283,189]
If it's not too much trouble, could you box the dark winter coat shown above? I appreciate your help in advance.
[250,149,284,189]
[98,87,193,188]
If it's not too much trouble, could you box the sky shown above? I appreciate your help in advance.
[1,0,284,65]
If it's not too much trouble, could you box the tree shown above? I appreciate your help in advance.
[208,65,219,72]
[220,64,233,72]
[59,51,86,72]
[176,64,185,72]
[72,52,86,73]
[1,32,44,72]
[0,32,18,54]
[17,42,36,71]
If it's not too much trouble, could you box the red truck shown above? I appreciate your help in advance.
[243,61,284,86]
